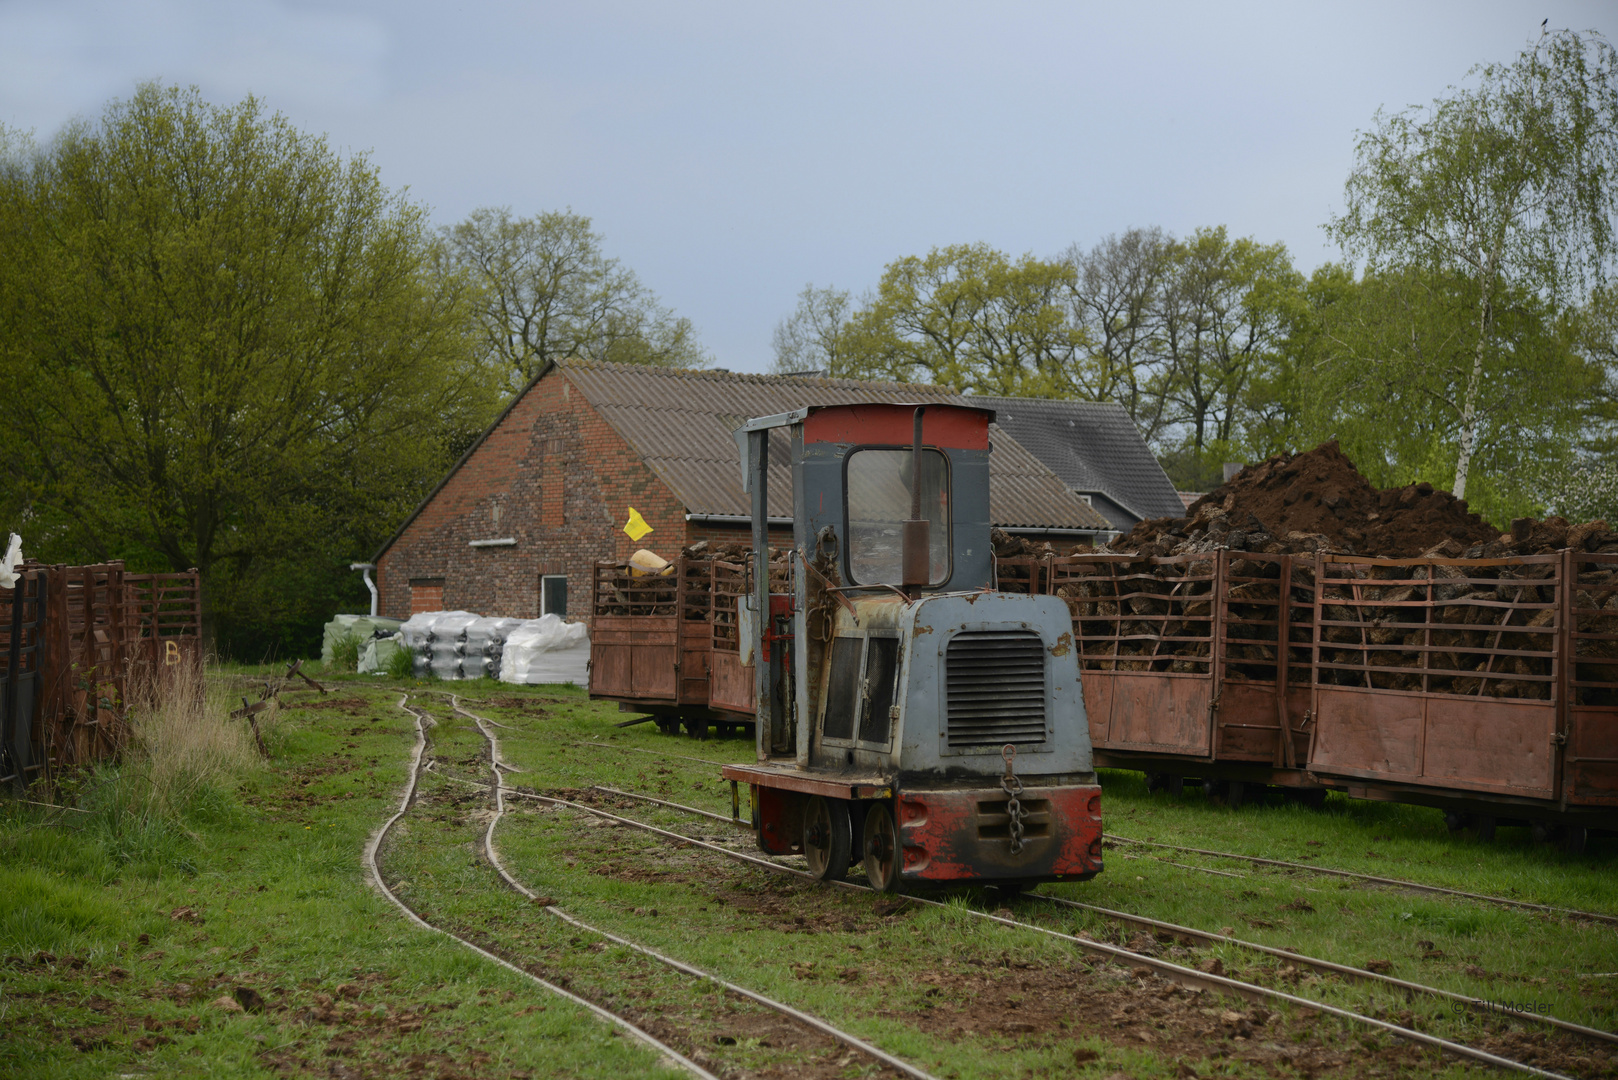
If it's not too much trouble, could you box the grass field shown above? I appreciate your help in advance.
[1,670,1613,1079]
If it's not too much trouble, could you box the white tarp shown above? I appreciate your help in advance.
[0,533,22,590]
[499,614,591,686]
[357,634,403,674]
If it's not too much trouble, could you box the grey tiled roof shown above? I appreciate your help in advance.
[971,397,1185,522]
[563,362,1111,531]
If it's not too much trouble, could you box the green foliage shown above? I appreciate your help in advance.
[386,641,416,679]
[328,632,363,674]
[825,242,1084,396]
[1289,264,1593,523]
[443,206,708,389]
[0,83,499,658]
[1328,28,1618,499]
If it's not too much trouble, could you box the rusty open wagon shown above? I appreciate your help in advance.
[588,555,753,735]
[2,562,201,789]
[1045,547,1615,843]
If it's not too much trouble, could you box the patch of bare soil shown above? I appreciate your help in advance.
[480,696,566,714]
[283,696,372,715]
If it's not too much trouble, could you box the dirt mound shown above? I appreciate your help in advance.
[1112,441,1498,558]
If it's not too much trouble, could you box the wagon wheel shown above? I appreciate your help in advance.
[1563,824,1587,855]
[803,796,851,882]
[862,802,902,893]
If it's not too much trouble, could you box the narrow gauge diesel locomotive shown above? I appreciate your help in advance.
[721,402,1104,892]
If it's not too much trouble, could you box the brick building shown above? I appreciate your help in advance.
[371,361,1113,621]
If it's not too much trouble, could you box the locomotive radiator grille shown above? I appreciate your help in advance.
[946,630,1048,747]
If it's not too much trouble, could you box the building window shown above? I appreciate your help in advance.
[1076,493,1093,506]
[541,574,567,617]
[410,579,445,615]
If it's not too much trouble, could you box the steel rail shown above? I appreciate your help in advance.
[1029,894,1616,1046]
[591,784,742,826]
[368,696,718,1080]
[452,698,946,1080]
[513,780,1578,1079]
[1105,834,1618,927]
[571,740,732,769]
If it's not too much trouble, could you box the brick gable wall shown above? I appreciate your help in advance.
[376,370,692,622]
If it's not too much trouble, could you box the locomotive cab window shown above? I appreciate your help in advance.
[845,447,950,586]
[819,633,902,750]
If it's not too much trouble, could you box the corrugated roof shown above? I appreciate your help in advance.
[971,396,1186,522]
[563,361,1111,531]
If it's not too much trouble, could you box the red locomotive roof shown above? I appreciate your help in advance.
[801,402,991,450]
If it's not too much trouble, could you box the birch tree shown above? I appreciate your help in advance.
[1329,27,1618,500]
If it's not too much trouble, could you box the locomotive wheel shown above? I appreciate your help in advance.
[862,802,902,893]
[803,796,851,881]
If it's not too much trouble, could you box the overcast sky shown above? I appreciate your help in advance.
[3,1,1614,372]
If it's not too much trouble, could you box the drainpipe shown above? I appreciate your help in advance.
[350,562,378,617]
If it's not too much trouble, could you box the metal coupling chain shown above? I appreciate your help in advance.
[1001,743,1026,855]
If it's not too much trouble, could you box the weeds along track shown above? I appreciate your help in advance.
[1102,835,1618,928]
[447,696,946,1080]
[471,768,1591,1079]
[366,695,719,1080]
[588,784,1616,1052]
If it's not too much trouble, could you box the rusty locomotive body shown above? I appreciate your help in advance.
[718,402,1104,891]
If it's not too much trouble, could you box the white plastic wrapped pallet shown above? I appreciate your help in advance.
[499,615,591,686]
[462,616,525,679]
[399,610,474,678]
[426,612,480,679]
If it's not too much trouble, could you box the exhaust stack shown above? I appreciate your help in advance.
[902,407,930,591]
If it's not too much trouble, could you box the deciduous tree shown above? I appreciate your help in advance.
[770,284,853,375]
[443,207,707,387]
[827,243,1083,396]
[0,84,497,655]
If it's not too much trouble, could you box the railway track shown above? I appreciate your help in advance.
[1105,834,1618,927]
[364,696,718,1079]
[449,696,946,1080]
[567,736,1618,928]
[477,752,1600,1078]
[587,783,1616,1049]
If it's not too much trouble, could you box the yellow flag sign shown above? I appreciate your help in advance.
[623,507,653,541]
